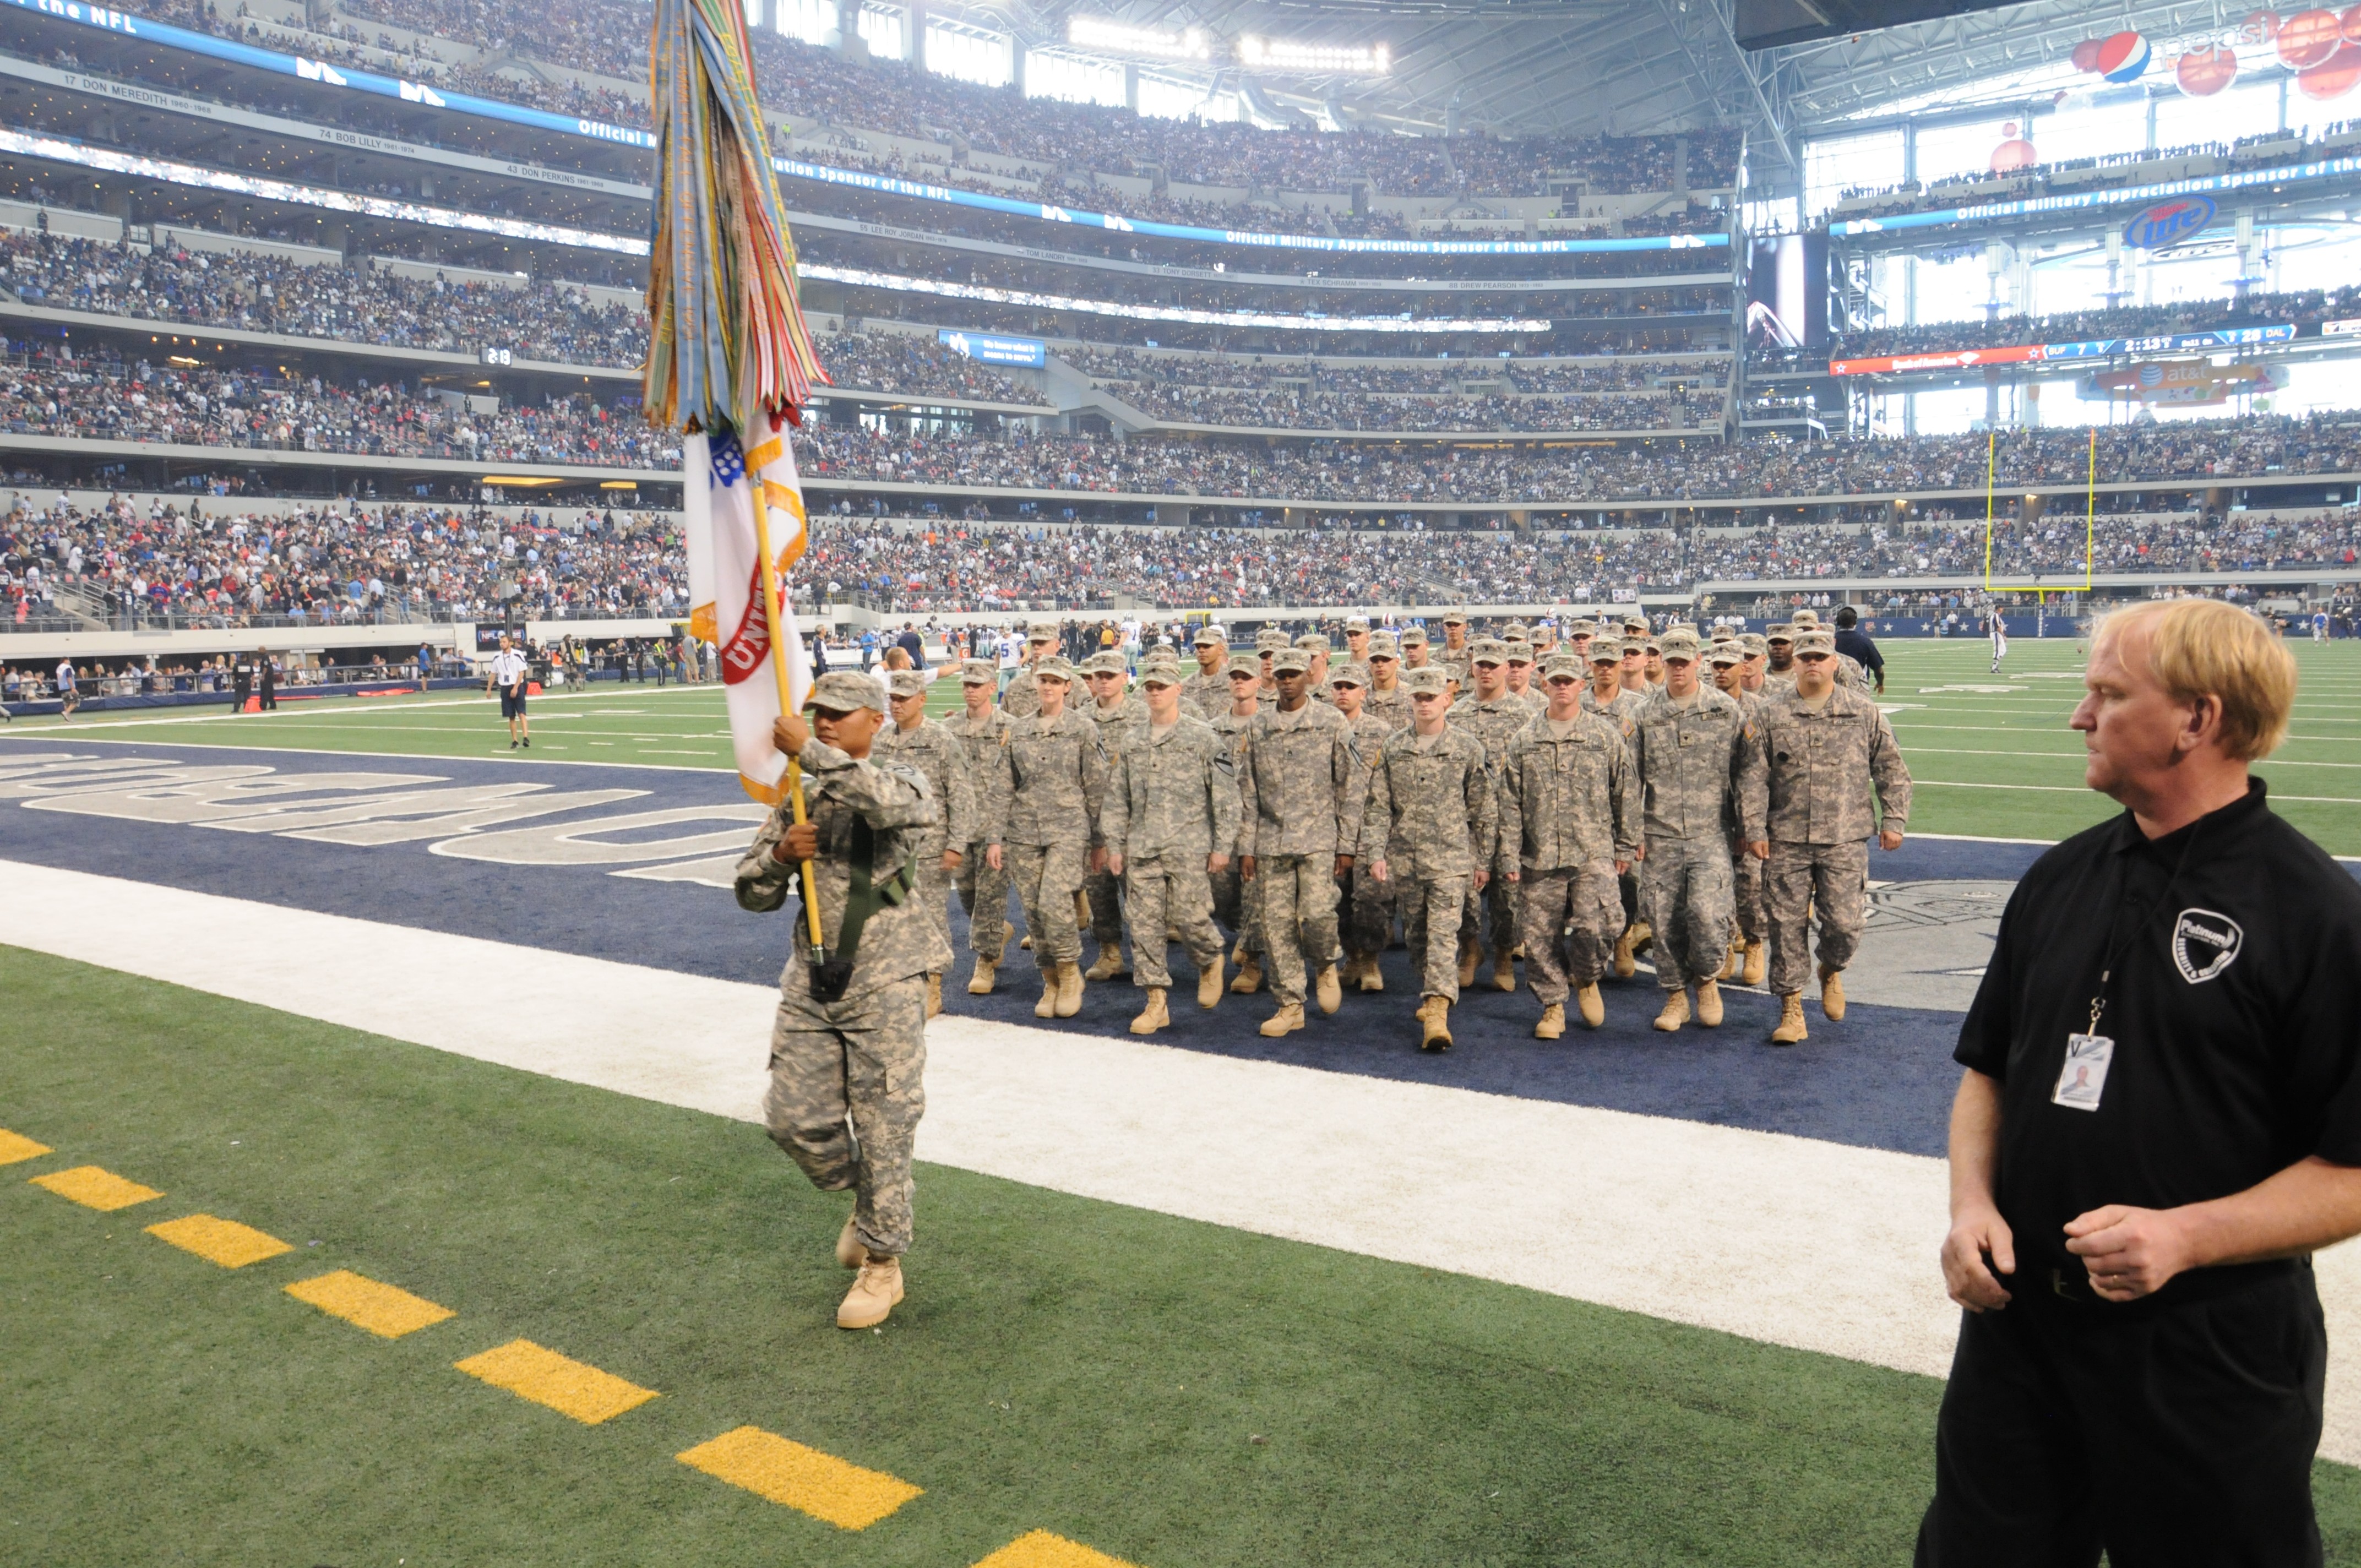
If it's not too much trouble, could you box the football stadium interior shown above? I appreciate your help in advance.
[8,0,2361,1561]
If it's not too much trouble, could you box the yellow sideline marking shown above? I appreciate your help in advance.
[0,1129,52,1165]
[972,1530,1141,1567]
[30,1165,162,1211]
[454,1339,657,1424]
[145,1213,295,1268]
[286,1270,455,1339]
[676,1426,922,1529]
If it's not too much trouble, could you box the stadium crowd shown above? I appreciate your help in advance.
[1806,286,2361,365]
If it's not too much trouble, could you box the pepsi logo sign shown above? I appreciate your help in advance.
[2123,195,2217,249]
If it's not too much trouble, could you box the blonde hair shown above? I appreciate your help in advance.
[2096,598,2297,761]
[880,647,913,671]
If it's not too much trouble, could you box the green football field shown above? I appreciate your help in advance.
[15,636,2361,853]
[7,949,2361,1567]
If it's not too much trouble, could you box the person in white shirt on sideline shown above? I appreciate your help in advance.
[484,635,532,750]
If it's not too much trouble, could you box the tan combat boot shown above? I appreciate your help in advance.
[1035,970,1059,1019]
[1054,961,1085,1019]
[1534,1002,1565,1040]
[1073,889,1092,929]
[1653,988,1689,1033]
[1771,992,1809,1044]
[837,1255,904,1329]
[1612,924,1639,979]
[1002,920,1017,952]
[1721,939,1744,981]
[1130,987,1169,1036]
[1315,964,1343,1016]
[1576,982,1605,1028]
[1259,1001,1306,1037]
[1630,919,1653,958]
[1357,954,1385,993]
[1418,996,1453,1052]
[925,973,943,1019]
[1458,941,1480,989]
[1021,933,1033,951]
[1196,955,1225,1009]
[1085,946,1128,982]
[968,955,998,995]
[1819,964,1846,1022]
[1230,952,1264,994]
[1743,940,1766,988]
[835,1213,866,1270]
[1694,979,1724,1027]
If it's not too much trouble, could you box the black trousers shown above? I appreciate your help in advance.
[1917,1263,2325,1568]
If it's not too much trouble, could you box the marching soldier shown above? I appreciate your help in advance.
[877,667,976,1019]
[1618,632,1651,698]
[1708,640,1770,988]
[1361,665,1498,1052]
[1297,634,1337,705]
[1450,638,1533,992]
[949,658,1017,995]
[1438,608,1472,686]
[1364,633,1411,729]
[1786,609,1868,689]
[1738,631,1771,698]
[1584,637,1650,976]
[985,655,1107,1020]
[1399,624,1433,671]
[1760,624,1797,697]
[1628,629,1766,1033]
[1081,651,1149,982]
[1100,661,1238,1034]
[1000,625,1057,717]
[1209,663,1266,995]
[1237,645,1362,1037]
[1180,625,1231,719]
[735,673,947,1331]
[1498,651,1639,1036]
[1759,627,1913,1044]
[1329,659,1394,993]
[1565,619,1596,665]
[1504,641,1546,714]
[1341,615,1373,667]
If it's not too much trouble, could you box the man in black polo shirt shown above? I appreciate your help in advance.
[1921,598,2361,1566]
[1832,604,1885,695]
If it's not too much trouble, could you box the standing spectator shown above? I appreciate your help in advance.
[1832,605,1886,695]
[55,657,78,719]
[231,653,252,714]
[257,649,278,713]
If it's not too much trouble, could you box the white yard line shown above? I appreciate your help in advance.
[5,858,2361,1462]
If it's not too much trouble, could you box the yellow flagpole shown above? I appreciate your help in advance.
[751,485,824,953]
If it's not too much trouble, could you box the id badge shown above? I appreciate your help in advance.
[2051,1033,2114,1112]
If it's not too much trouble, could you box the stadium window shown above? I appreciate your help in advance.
[857,3,905,62]
[1908,119,2015,188]
[926,20,1012,88]
[1138,74,1228,121]
[775,0,834,44]
[1025,48,1126,107]
[2152,77,2278,150]
[1802,128,1901,220]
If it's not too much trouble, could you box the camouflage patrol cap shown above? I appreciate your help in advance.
[1791,608,1822,629]
[1542,652,1587,681]
[1344,616,1371,633]
[1367,633,1401,659]
[1329,660,1371,689]
[886,668,929,697]
[1504,641,1536,666]
[1569,619,1600,638]
[1740,633,1769,657]
[1141,646,1183,668]
[1503,622,1531,643]
[1658,628,1702,661]
[959,657,998,684]
[1295,634,1331,656]
[1399,625,1429,646]
[1139,662,1183,687]
[1034,655,1076,682]
[1442,607,1470,625]
[1027,625,1056,644]
[1794,629,1836,656]
[1272,646,1312,675]
[1255,629,1290,652]
[1403,666,1449,695]
[1193,623,1227,646]
[1589,638,1623,664]
[1707,641,1744,667]
[809,669,888,715]
[1622,617,1648,636]
[1081,651,1127,676]
[1226,663,1261,682]
[1468,637,1509,666]
[1766,623,1794,643]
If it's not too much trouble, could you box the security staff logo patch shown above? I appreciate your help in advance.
[2172,908,2244,984]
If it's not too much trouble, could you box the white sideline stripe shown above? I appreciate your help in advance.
[6,858,2361,1465]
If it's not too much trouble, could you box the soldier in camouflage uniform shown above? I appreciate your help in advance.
[1738,632,1770,699]
[1759,627,1914,1044]
[1499,651,1640,1036]
[1298,633,1336,705]
[1584,637,1651,979]
[1364,633,1411,729]
[1564,619,1596,666]
[999,625,1058,718]
[949,659,1016,994]
[1707,640,1771,988]
[1398,624,1433,672]
[1180,625,1232,720]
[1328,660,1394,992]
[877,667,977,1020]
[1450,638,1536,992]
[1361,665,1498,1051]
[1080,651,1150,981]
[1341,614,1373,668]
[734,673,948,1331]
[1207,663,1266,993]
[1437,609,1472,687]
[1786,609,1869,690]
[1760,625,1797,698]
[1237,645,1362,1037]
[1100,661,1239,1035]
[984,656,1108,1020]
[1629,629,1767,1033]
[1504,641,1546,714]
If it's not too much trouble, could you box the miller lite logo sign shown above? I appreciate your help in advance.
[2123,195,2216,251]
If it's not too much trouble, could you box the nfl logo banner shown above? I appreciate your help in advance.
[684,410,815,804]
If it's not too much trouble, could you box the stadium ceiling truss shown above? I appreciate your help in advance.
[953,0,2259,193]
